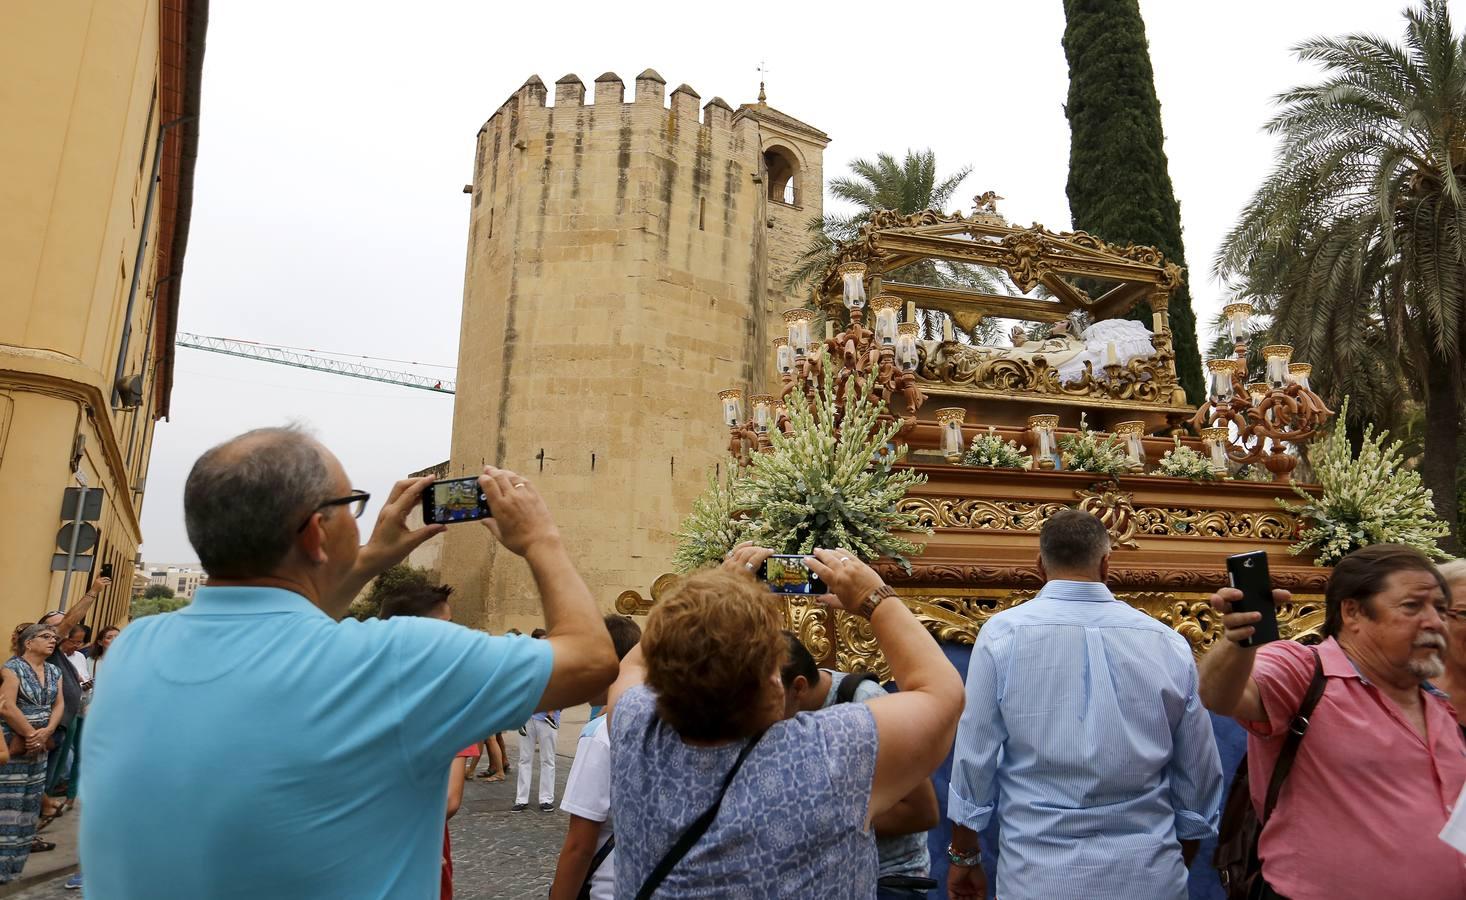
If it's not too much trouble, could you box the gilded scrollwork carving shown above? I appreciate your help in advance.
[1000,230,1048,292]
[1075,482,1140,550]
[915,342,1182,408]
[897,494,1300,546]
[624,571,1325,680]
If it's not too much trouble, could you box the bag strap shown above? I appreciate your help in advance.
[835,672,880,705]
[1261,648,1325,822]
[576,834,616,900]
[634,729,768,900]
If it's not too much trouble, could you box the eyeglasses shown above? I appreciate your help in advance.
[297,490,371,532]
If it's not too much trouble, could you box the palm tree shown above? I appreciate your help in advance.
[788,150,1005,342]
[1216,0,1465,550]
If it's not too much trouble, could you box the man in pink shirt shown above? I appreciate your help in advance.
[1199,543,1466,899]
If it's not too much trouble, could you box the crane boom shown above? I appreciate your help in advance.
[175,333,455,394]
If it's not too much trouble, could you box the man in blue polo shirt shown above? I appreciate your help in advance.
[81,426,618,899]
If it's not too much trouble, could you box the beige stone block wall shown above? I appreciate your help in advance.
[441,73,827,629]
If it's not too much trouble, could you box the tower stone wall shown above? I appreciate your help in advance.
[441,70,827,629]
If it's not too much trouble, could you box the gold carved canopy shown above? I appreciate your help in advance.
[816,204,1184,338]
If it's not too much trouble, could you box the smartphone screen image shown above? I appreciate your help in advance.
[759,555,827,595]
[1226,550,1280,647]
[423,477,491,525]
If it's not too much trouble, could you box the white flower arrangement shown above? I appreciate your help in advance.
[736,363,930,569]
[672,462,747,573]
[1280,399,1449,565]
[1156,438,1216,481]
[962,427,1033,470]
[1059,414,1130,476]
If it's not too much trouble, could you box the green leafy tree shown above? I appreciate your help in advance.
[131,592,189,619]
[788,150,1004,342]
[348,564,435,621]
[1215,0,1465,551]
[1062,0,1205,404]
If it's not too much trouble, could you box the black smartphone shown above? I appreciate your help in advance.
[99,563,113,579]
[421,476,492,525]
[758,554,827,595]
[1226,550,1279,647]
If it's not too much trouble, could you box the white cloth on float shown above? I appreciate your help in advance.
[1055,319,1158,384]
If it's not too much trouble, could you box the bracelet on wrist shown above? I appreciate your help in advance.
[947,843,982,868]
[856,584,895,620]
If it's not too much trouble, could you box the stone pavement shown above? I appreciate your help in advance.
[7,722,584,899]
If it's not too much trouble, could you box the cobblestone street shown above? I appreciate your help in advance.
[9,749,574,899]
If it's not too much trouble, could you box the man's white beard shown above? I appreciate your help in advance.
[1409,652,1446,681]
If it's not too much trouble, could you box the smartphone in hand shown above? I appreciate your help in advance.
[421,476,492,525]
[758,555,827,595]
[1226,550,1279,647]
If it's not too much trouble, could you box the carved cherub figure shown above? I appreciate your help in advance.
[974,191,1004,216]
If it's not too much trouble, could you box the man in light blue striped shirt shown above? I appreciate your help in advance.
[947,509,1222,899]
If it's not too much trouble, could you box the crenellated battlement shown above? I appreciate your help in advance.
[482,69,757,131]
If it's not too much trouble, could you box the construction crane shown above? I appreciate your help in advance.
[175,333,456,394]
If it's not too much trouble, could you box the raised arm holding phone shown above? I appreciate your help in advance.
[82,427,617,900]
[1197,543,1466,900]
[602,542,963,898]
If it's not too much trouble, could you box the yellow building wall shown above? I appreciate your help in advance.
[0,0,169,631]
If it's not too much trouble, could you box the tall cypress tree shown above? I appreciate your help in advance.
[1062,0,1204,404]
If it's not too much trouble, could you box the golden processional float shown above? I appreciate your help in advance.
[619,196,1334,677]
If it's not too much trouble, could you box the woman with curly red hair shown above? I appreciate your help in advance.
[606,546,964,898]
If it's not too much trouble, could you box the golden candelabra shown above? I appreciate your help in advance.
[1189,303,1333,481]
[759,263,927,448]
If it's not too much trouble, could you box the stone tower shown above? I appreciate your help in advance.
[441,70,828,628]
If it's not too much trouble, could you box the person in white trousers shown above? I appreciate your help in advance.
[514,629,559,811]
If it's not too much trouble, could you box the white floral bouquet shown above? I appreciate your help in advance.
[1059,414,1130,476]
[672,462,747,573]
[735,363,929,569]
[1280,399,1449,565]
[1156,437,1216,481]
[962,427,1033,470]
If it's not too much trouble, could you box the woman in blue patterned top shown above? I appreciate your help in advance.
[606,546,965,899]
[0,624,65,883]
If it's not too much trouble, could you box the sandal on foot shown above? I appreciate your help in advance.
[29,838,56,853]
[36,812,60,833]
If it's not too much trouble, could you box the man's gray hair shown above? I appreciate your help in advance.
[183,426,336,579]
[1039,508,1112,574]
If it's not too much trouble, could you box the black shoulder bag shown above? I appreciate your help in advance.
[633,729,768,900]
[1213,648,1325,900]
[834,671,881,705]
[575,835,615,900]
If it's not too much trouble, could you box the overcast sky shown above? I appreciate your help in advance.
[140,0,1422,564]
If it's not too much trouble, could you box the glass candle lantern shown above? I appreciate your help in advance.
[896,322,920,372]
[773,337,794,375]
[750,394,775,433]
[1028,414,1059,470]
[1115,420,1147,470]
[870,294,901,345]
[1223,302,1254,345]
[1262,345,1293,388]
[718,389,744,428]
[1247,382,1268,406]
[1206,358,1237,403]
[783,309,815,357]
[1202,426,1231,474]
[838,261,868,311]
[1288,363,1312,391]
[936,408,966,461]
